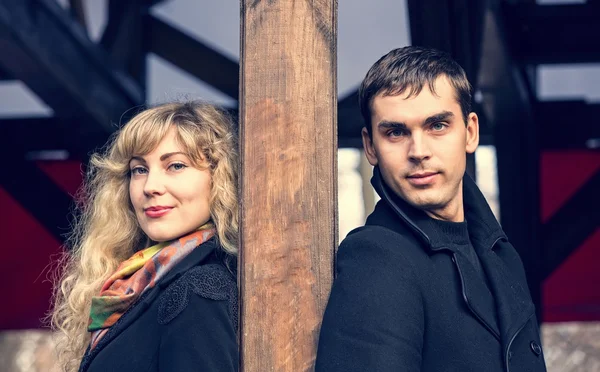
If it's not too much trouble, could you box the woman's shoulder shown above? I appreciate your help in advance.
[156,255,238,328]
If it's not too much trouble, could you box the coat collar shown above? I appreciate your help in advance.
[79,238,219,372]
[369,166,507,253]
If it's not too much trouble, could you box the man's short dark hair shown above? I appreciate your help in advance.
[359,46,473,137]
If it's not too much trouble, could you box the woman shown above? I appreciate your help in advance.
[51,102,239,372]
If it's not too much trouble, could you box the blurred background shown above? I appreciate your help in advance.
[0,0,598,371]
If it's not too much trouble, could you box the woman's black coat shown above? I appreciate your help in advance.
[79,238,238,372]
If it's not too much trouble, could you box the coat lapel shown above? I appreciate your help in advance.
[478,245,535,351]
[452,252,501,340]
[461,175,535,347]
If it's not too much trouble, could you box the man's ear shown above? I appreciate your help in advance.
[362,127,378,166]
[465,112,479,154]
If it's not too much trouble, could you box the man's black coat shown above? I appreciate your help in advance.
[79,238,238,372]
[316,167,547,372]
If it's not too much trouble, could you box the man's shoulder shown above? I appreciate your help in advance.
[338,224,425,265]
[334,225,426,296]
[342,224,419,249]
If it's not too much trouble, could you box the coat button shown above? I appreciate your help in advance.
[530,341,542,356]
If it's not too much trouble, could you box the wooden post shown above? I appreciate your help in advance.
[239,1,337,371]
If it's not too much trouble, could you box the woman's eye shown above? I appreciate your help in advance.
[169,163,187,171]
[130,166,147,176]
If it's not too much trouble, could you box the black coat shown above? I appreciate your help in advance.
[79,238,238,372]
[316,167,547,372]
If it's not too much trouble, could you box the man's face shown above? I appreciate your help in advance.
[362,76,479,221]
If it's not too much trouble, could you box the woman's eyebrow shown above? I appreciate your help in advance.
[159,152,188,161]
[129,156,146,164]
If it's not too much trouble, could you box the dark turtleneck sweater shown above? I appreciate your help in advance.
[427,216,500,330]
[428,217,484,279]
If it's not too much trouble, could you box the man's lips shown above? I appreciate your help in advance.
[406,171,439,186]
[407,171,439,179]
[144,206,173,218]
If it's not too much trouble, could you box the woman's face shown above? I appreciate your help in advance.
[128,127,212,242]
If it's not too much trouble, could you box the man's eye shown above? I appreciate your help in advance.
[431,122,447,131]
[389,129,406,137]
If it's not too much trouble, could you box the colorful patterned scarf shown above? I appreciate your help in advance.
[88,223,216,349]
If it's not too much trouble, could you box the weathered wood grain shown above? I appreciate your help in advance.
[239,1,337,371]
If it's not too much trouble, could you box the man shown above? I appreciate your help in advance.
[315,47,547,372]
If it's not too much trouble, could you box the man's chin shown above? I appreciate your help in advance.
[403,194,446,212]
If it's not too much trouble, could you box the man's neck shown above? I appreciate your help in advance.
[425,208,464,223]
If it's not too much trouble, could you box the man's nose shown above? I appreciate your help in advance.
[407,132,432,162]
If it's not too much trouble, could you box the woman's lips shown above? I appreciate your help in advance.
[144,207,173,218]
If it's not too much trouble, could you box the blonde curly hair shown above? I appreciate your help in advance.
[50,101,238,372]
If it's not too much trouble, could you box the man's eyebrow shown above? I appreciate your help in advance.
[377,121,408,130]
[423,111,454,126]
[376,112,454,130]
